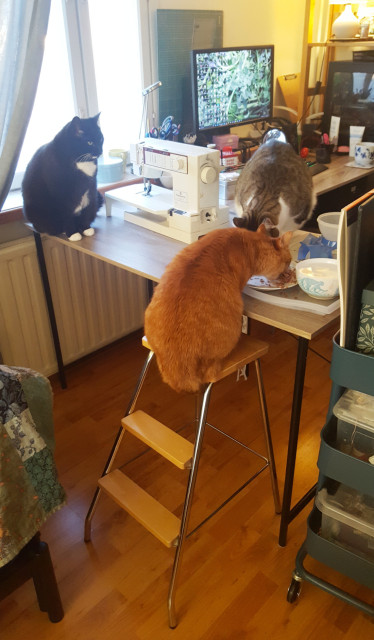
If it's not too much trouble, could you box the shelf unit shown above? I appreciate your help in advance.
[299,1,374,124]
[288,334,374,615]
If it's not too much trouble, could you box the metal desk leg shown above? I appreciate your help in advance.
[146,278,155,303]
[33,231,66,389]
[278,336,312,546]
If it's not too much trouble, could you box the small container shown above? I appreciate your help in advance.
[316,485,374,559]
[212,134,239,151]
[317,212,341,242]
[97,155,124,184]
[219,171,240,201]
[333,388,374,460]
[221,146,240,167]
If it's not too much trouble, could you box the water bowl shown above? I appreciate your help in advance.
[296,258,339,299]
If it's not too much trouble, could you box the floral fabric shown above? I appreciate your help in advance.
[0,365,66,567]
[356,304,374,355]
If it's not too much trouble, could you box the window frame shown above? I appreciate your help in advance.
[2,0,155,214]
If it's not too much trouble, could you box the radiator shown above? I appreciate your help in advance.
[0,236,148,376]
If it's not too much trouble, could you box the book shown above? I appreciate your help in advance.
[337,190,374,348]
[243,284,340,315]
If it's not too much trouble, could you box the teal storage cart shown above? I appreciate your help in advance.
[287,333,374,616]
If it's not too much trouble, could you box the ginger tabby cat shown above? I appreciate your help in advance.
[145,225,292,393]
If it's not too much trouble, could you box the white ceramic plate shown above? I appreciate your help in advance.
[246,262,297,291]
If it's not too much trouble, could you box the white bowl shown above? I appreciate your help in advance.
[317,212,342,242]
[296,258,339,299]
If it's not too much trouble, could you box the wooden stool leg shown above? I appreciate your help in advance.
[254,359,281,514]
[84,350,155,541]
[167,382,213,629]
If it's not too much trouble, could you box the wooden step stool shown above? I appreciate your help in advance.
[84,333,280,628]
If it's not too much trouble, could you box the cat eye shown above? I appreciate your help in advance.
[87,141,94,146]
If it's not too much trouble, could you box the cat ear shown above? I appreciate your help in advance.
[257,223,268,235]
[93,113,101,122]
[71,116,84,136]
[273,230,293,250]
[280,230,293,246]
[233,216,246,228]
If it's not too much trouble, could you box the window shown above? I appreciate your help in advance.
[10,0,147,192]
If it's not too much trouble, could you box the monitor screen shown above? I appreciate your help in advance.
[322,60,374,146]
[190,45,274,135]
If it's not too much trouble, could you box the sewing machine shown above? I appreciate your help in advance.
[104,139,229,243]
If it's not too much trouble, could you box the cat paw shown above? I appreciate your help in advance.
[83,228,95,237]
[68,232,82,241]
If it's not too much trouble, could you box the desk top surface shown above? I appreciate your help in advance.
[41,208,340,342]
[313,154,374,196]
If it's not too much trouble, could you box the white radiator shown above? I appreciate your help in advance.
[0,236,148,376]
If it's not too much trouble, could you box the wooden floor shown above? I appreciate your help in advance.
[1,320,374,639]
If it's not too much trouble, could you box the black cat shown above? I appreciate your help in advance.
[22,114,104,241]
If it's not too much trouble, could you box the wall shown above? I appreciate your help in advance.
[149,0,307,83]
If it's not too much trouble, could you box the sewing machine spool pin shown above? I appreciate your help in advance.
[143,178,152,196]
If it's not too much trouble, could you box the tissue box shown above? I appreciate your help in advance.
[356,279,374,355]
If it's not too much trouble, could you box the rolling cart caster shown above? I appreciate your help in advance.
[287,572,303,603]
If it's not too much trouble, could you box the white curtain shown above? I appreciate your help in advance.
[0,0,51,210]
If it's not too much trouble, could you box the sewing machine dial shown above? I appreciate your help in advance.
[171,156,185,171]
[200,165,216,184]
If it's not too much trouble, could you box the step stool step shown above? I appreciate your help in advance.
[98,469,180,547]
[122,410,194,469]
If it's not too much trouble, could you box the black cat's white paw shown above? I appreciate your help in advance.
[68,232,82,241]
[83,228,95,237]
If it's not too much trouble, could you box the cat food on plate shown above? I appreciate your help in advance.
[246,263,297,290]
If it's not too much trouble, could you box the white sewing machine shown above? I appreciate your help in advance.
[104,139,229,243]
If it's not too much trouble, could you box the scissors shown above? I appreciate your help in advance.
[159,116,173,139]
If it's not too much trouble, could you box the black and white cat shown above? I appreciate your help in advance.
[22,114,104,241]
[233,140,316,237]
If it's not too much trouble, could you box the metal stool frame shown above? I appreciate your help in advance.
[85,347,280,628]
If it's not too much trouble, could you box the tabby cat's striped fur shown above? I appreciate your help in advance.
[233,140,316,237]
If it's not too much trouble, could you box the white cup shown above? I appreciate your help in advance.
[355,142,374,167]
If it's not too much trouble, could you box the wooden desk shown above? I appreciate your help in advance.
[312,154,374,198]
[33,153,373,545]
[30,207,340,547]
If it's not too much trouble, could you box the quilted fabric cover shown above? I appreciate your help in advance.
[0,365,66,567]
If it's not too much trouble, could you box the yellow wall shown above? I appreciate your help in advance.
[151,0,308,80]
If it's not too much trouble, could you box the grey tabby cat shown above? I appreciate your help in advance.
[233,140,316,237]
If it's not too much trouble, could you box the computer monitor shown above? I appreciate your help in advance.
[322,60,374,146]
[190,45,274,137]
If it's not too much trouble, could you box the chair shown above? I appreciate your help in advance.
[0,365,65,622]
[84,333,280,627]
[0,533,63,622]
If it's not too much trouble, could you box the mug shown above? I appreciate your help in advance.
[355,142,374,167]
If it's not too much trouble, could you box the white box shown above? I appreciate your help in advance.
[219,171,240,202]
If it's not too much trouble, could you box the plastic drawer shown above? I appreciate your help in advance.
[305,507,374,590]
[316,486,374,560]
[318,417,374,495]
